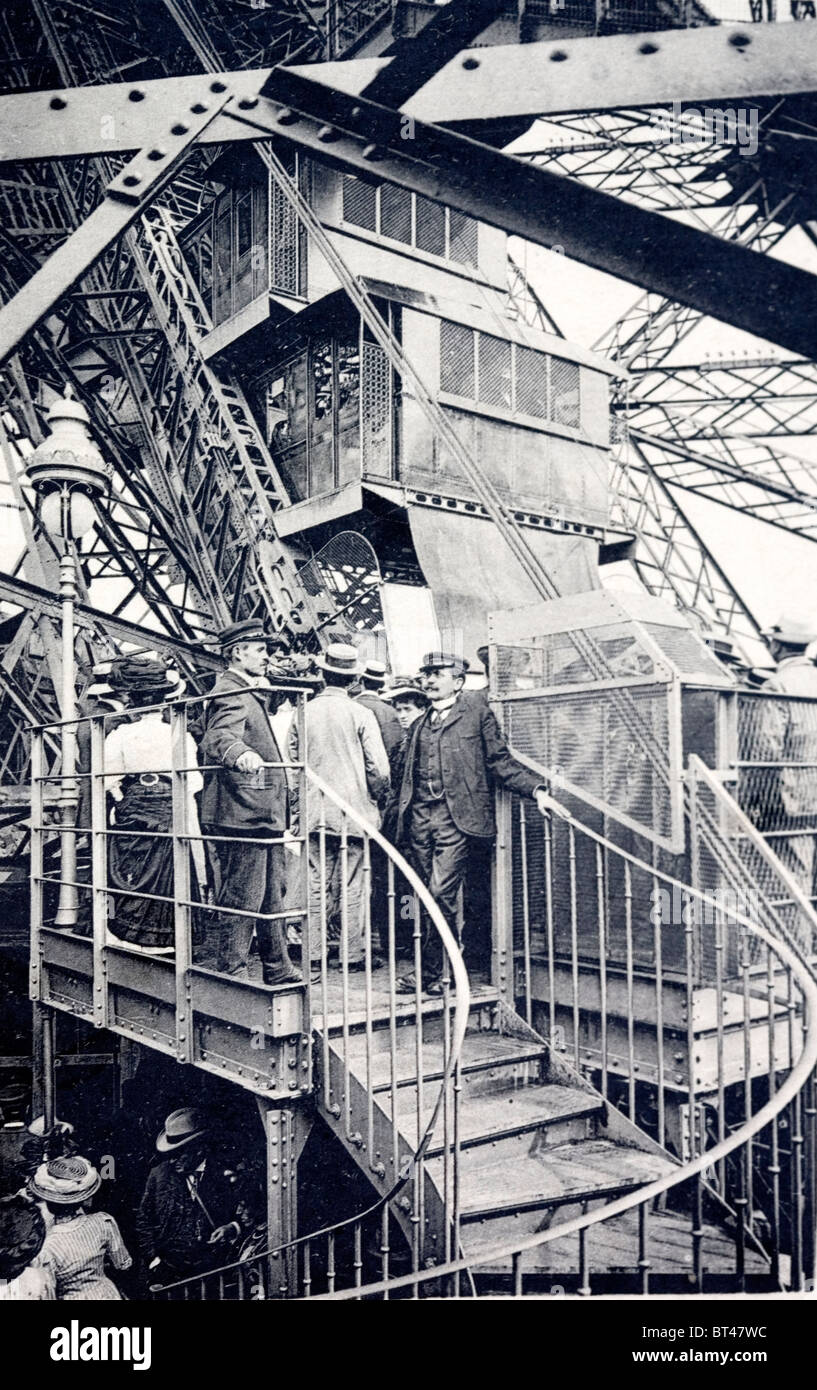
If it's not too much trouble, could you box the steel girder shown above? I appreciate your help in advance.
[4,62,817,363]
[8,21,817,161]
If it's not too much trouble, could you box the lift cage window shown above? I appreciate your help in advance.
[440,319,476,399]
[380,182,413,245]
[448,209,479,266]
[342,174,479,267]
[342,175,377,232]
[415,194,447,258]
[478,332,513,410]
[439,321,583,431]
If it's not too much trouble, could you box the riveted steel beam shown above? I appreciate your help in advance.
[360,0,508,108]
[5,53,817,363]
[234,69,817,361]
[398,19,817,123]
[0,571,222,671]
[5,22,817,164]
[0,85,229,364]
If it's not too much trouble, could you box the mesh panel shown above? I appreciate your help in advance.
[645,624,726,679]
[380,183,412,244]
[504,684,675,841]
[270,166,299,295]
[478,333,512,409]
[736,693,817,938]
[212,202,232,326]
[361,341,391,476]
[515,344,549,419]
[439,320,475,398]
[415,194,446,257]
[551,356,581,429]
[495,626,656,693]
[692,757,817,960]
[299,530,384,634]
[342,175,377,231]
[448,209,478,266]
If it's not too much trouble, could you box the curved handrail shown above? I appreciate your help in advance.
[308,804,817,1299]
[151,766,471,1296]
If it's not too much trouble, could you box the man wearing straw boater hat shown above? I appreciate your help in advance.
[200,619,301,984]
[288,642,390,971]
[354,658,402,760]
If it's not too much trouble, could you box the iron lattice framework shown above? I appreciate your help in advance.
[524,68,817,640]
[0,0,816,767]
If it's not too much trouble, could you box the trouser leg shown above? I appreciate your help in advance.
[209,833,291,975]
[339,838,366,964]
[254,842,293,974]
[409,802,472,982]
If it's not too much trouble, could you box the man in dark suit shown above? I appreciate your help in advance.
[354,659,403,762]
[396,651,552,994]
[137,1108,260,1286]
[200,619,300,984]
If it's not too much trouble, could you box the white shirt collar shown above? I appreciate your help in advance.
[228,665,272,691]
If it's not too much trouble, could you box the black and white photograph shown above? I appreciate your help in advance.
[0,0,815,1356]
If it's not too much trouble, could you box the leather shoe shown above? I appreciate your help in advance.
[262,965,303,987]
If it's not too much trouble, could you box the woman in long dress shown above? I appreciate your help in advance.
[31,1156,131,1300]
[103,657,204,952]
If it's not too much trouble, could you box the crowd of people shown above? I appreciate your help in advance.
[0,1103,263,1301]
[70,621,553,994]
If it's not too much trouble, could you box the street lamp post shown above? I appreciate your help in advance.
[25,386,111,928]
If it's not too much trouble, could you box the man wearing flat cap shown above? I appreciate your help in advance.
[396,651,552,994]
[200,619,300,984]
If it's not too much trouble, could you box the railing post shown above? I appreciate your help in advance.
[54,551,79,928]
[89,714,109,1031]
[492,788,514,1003]
[35,1002,56,1133]
[170,701,193,1064]
[29,728,44,1006]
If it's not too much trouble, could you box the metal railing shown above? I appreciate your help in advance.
[315,802,817,1297]
[29,684,470,1297]
[501,759,817,1294]
[149,766,471,1300]
[147,754,817,1298]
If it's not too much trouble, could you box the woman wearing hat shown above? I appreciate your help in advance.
[0,1195,55,1300]
[33,1155,132,1300]
[104,657,204,951]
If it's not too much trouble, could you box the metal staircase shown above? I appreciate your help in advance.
[129,209,330,643]
[130,746,817,1301]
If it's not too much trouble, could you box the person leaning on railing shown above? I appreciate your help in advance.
[103,657,204,954]
[198,619,301,985]
[395,651,553,996]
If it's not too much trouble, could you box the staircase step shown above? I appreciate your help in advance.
[463,1205,769,1280]
[317,975,497,1038]
[424,1083,603,1157]
[346,1028,546,1094]
[431,1139,676,1223]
